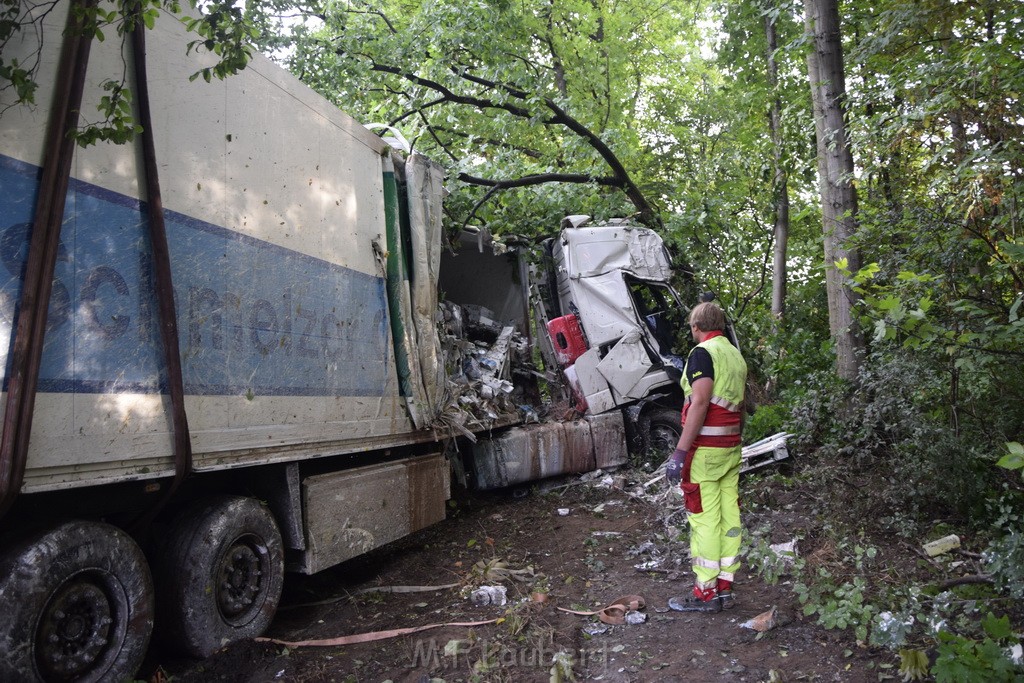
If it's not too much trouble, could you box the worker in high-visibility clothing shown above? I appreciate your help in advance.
[665,301,747,612]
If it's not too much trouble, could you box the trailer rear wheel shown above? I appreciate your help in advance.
[155,496,284,658]
[639,407,682,459]
[0,521,154,682]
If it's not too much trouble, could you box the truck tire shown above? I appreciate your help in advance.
[155,495,284,658]
[639,407,682,458]
[0,521,154,682]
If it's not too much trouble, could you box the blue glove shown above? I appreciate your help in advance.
[665,448,686,486]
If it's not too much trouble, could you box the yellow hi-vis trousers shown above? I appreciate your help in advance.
[684,444,742,590]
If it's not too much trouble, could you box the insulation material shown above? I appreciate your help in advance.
[405,154,447,422]
[432,303,527,436]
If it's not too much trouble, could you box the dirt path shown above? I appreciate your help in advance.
[144,474,888,682]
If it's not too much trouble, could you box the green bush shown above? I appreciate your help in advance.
[744,401,790,445]
[783,350,1004,528]
[932,614,1023,682]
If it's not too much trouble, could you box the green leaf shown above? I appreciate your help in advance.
[873,319,887,343]
[996,443,1024,472]
[981,613,1011,640]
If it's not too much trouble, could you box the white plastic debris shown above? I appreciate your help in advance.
[1009,643,1022,666]
[628,541,658,557]
[768,539,798,564]
[557,508,571,516]
[625,610,648,625]
[923,534,960,557]
[875,611,915,645]
[583,623,610,636]
[470,585,508,606]
[633,559,662,571]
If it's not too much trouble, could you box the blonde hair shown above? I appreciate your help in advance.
[689,302,726,332]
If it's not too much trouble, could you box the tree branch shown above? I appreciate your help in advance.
[934,574,993,590]
[457,172,622,188]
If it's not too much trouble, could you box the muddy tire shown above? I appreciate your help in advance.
[0,521,154,682]
[639,407,682,459]
[155,496,284,658]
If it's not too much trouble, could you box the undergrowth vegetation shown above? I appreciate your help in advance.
[742,344,1024,679]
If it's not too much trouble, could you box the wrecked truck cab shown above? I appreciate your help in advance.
[542,215,689,451]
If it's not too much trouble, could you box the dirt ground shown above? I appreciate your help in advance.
[141,469,896,682]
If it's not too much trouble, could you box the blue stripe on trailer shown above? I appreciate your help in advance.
[0,154,389,397]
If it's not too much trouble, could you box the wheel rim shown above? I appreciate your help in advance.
[216,535,268,626]
[648,422,680,454]
[36,575,121,681]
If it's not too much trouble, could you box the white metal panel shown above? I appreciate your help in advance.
[559,226,672,280]
[596,328,655,397]
[583,388,617,414]
[566,270,635,347]
[571,348,607,397]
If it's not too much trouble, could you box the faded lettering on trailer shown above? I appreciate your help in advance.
[0,155,389,397]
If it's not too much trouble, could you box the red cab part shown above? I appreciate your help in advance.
[547,315,588,367]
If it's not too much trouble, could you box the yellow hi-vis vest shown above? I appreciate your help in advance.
[681,334,747,438]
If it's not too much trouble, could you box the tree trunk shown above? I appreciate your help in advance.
[765,5,789,331]
[803,0,864,382]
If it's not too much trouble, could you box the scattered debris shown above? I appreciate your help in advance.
[582,623,611,636]
[740,606,778,633]
[875,611,915,644]
[470,558,537,583]
[741,432,792,473]
[769,539,799,564]
[923,534,961,557]
[627,540,658,557]
[353,582,460,596]
[590,500,624,513]
[633,559,663,571]
[469,585,508,606]
[625,610,648,625]
[557,508,571,516]
[557,594,645,625]
[435,302,534,432]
